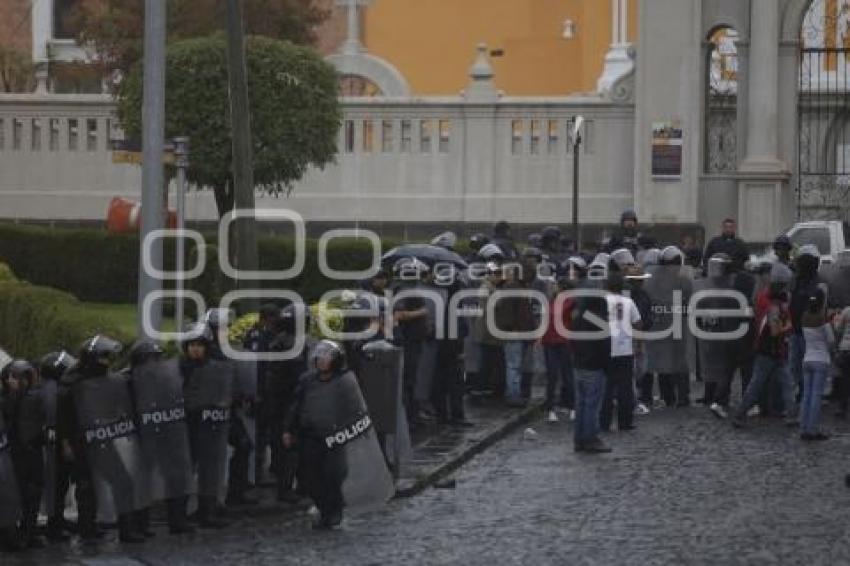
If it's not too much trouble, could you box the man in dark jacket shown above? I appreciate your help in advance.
[703,218,749,270]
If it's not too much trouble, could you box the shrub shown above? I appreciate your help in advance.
[0,281,130,360]
[0,262,17,283]
[0,223,399,307]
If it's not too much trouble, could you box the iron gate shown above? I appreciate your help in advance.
[798,47,850,221]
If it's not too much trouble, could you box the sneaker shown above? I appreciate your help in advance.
[547,410,559,423]
[747,406,761,417]
[635,403,651,415]
[710,403,728,419]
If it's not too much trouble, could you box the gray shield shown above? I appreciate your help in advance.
[359,340,411,473]
[644,265,694,374]
[328,372,394,512]
[185,360,234,499]
[692,276,740,382]
[131,358,195,501]
[42,379,61,513]
[0,413,21,528]
[72,373,147,519]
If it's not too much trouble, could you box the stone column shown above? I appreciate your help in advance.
[740,0,784,171]
[736,0,791,243]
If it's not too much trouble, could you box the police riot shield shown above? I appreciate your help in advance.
[184,359,234,499]
[359,340,411,473]
[0,348,10,375]
[131,358,195,501]
[234,358,257,484]
[644,265,694,375]
[324,371,395,512]
[72,372,146,520]
[692,276,740,383]
[41,378,61,513]
[0,412,21,529]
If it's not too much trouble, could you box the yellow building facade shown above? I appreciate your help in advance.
[357,0,638,96]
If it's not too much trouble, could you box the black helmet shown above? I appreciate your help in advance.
[39,351,78,381]
[773,235,792,251]
[542,226,562,243]
[79,335,123,368]
[129,339,165,367]
[620,209,638,224]
[279,302,312,333]
[180,322,213,352]
[7,360,36,378]
[469,233,490,252]
[312,340,346,372]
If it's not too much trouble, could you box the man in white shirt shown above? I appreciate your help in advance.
[600,272,642,432]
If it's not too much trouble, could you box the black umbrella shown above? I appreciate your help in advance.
[382,244,468,269]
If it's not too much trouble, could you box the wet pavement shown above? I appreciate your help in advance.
[8,397,850,565]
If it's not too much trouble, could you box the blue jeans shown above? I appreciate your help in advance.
[544,344,574,410]
[789,333,805,402]
[573,368,606,445]
[504,341,530,401]
[800,361,829,434]
[738,354,795,418]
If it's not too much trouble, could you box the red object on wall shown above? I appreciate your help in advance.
[107,197,176,234]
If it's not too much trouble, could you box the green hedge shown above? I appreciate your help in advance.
[0,223,399,307]
[0,280,130,360]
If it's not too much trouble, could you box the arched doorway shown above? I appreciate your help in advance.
[798,0,850,221]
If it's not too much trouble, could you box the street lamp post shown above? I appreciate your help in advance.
[571,116,584,251]
[173,137,190,329]
[138,0,167,338]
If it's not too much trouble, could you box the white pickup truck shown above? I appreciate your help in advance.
[782,221,850,265]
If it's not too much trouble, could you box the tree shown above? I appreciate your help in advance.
[115,35,341,217]
[68,0,329,74]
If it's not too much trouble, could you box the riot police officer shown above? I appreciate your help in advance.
[283,340,393,530]
[0,355,22,551]
[181,323,234,528]
[60,335,147,543]
[204,309,257,507]
[2,360,47,549]
[265,303,314,503]
[38,350,77,542]
[127,340,195,535]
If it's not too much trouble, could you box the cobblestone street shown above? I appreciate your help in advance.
[9,403,850,566]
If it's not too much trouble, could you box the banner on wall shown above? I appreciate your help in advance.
[651,121,683,179]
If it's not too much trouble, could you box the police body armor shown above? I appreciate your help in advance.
[359,340,411,472]
[298,370,394,512]
[0,410,21,528]
[692,274,741,383]
[184,359,234,498]
[71,372,145,519]
[644,265,694,375]
[131,358,195,501]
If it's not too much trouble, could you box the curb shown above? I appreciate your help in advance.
[393,401,544,498]
[222,401,544,520]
